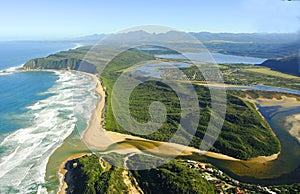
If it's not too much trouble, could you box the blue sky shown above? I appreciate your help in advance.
[0,0,299,40]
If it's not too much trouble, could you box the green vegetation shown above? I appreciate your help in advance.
[100,49,155,131]
[23,47,99,74]
[64,154,216,194]
[64,153,300,194]
[178,63,300,91]
[128,155,216,194]
[22,46,122,73]
[64,155,128,194]
[234,67,300,91]
[246,68,300,79]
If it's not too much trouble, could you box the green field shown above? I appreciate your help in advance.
[245,68,300,79]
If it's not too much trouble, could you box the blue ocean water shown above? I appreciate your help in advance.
[0,42,98,193]
[0,41,75,71]
[0,41,75,135]
[0,72,57,134]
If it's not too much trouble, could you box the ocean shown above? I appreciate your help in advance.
[0,42,97,193]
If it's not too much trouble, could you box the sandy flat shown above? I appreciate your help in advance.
[286,114,300,143]
[247,95,300,143]
[255,96,300,108]
[182,80,246,88]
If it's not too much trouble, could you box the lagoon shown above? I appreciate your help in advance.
[157,52,267,64]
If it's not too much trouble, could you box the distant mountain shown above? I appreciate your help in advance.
[190,32,299,44]
[259,55,300,76]
[98,30,192,45]
[76,31,300,58]
[76,33,106,41]
[79,31,299,44]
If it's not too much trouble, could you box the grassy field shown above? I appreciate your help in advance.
[245,68,300,79]
[178,63,300,90]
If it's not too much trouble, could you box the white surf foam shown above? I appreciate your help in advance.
[0,71,97,193]
[72,43,84,50]
[0,64,24,73]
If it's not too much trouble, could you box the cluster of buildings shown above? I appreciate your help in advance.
[182,160,278,194]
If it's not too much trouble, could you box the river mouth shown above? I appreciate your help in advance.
[182,105,300,186]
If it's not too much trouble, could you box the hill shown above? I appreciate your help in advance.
[23,47,98,74]
[63,154,216,193]
[259,55,300,76]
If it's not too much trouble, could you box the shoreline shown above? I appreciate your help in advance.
[55,71,102,194]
